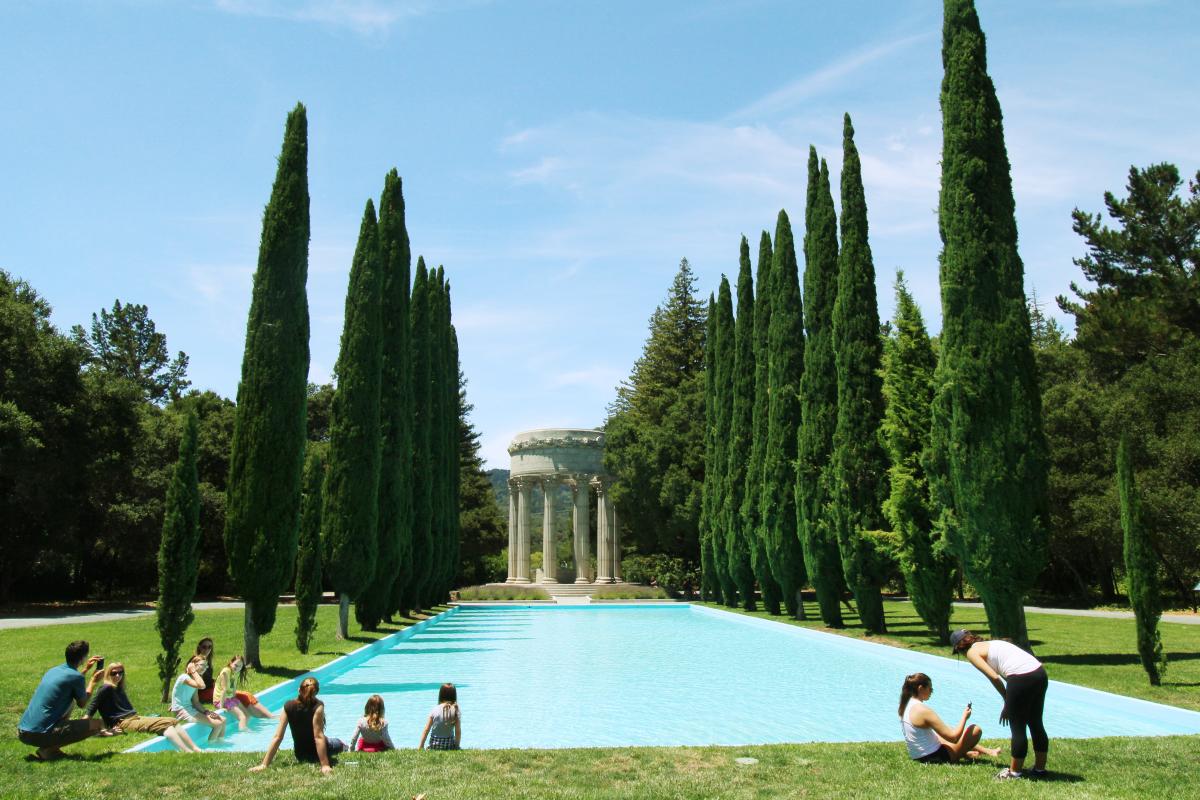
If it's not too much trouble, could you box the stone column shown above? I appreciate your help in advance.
[593,477,613,583]
[611,502,622,582]
[570,476,591,583]
[505,479,517,583]
[540,477,557,583]
[515,477,532,583]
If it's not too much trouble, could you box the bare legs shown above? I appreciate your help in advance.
[164,725,202,753]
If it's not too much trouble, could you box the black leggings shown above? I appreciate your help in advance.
[1005,667,1049,760]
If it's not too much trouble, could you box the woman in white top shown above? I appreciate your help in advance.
[170,656,226,743]
[898,672,999,763]
[951,629,1049,780]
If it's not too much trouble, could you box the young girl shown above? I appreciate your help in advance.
[349,694,396,752]
[898,672,1000,764]
[213,655,275,730]
[171,655,226,742]
[418,683,461,750]
[86,662,202,752]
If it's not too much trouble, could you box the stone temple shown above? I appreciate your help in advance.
[503,428,623,587]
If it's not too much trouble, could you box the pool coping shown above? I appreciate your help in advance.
[125,605,463,753]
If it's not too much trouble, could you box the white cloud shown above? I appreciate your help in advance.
[728,31,936,121]
[211,0,461,35]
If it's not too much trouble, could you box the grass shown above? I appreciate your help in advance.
[699,599,1200,711]
[2,601,1197,799]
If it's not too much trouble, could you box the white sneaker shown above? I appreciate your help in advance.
[996,768,1024,780]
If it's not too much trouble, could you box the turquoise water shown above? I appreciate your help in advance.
[134,604,1200,752]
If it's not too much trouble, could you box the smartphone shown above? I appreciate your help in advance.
[967,702,972,710]
[96,657,105,670]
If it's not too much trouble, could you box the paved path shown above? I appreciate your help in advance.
[3,599,1197,629]
[950,601,1199,625]
[0,602,244,631]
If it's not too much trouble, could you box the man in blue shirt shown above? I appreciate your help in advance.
[18,640,105,761]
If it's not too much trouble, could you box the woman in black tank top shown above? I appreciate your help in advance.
[249,677,345,774]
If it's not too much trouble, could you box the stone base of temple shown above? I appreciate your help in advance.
[485,581,635,598]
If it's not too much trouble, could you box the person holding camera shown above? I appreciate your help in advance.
[85,661,203,752]
[18,640,106,761]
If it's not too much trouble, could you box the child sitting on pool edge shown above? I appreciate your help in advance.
[418,683,461,750]
[350,694,396,752]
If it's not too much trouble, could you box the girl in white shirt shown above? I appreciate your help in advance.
[898,672,999,763]
[951,629,1050,780]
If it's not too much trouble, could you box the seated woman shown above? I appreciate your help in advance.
[899,672,1000,763]
[85,662,202,753]
[170,656,226,743]
[250,677,344,775]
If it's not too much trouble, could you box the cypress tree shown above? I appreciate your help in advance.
[881,272,954,642]
[798,150,845,628]
[370,169,413,623]
[224,103,311,668]
[928,0,1049,646]
[761,210,808,617]
[1118,434,1166,685]
[323,200,384,639]
[427,268,452,604]
[744,232,783,614]
[295,445,324,654]
[699,294,721,601]
[831,114,889,635]
[407,258,434,609]
[156,411,201,701]
[447,324,463,592]
[713,276,739,607]
[724,238,757,610]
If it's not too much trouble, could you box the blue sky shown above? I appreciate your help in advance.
[4,0,1198,467]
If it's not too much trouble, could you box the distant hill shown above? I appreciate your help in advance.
[487,468,509,512]
[485,467,573,532]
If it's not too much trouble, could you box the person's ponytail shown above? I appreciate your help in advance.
[898,673,930,717]
[298,677,320,710]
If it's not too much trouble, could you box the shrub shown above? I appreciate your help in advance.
[591,585,670,600]
[621,554,700,598]
[455,585,550,601]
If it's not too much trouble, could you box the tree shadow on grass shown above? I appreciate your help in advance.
[1038,651,1200,667]
[1029,771,1085,784]
[257,665,308,679]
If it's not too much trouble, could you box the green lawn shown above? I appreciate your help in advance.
[1,602,1197,799]
[698,599,1200,712]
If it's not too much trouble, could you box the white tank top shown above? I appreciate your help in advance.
[984,640,1042,678]
[901,699,942,759]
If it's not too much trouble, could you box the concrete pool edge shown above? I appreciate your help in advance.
[125,605,462,753]
[691,603,1200,730]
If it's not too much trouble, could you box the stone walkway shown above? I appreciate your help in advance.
[951,601,1199,625]
[3,599,1196,629]
[0,602,244,630]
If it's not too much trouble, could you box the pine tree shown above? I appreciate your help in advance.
[295,445,324,654]
[370,169,412,623]
[928,0,1049,646]
[699,294,721,601]
[156,411,201,700]
[605,259,707,563]
[224,103,311,668]
[323,200,384,638]
[881,273,955,642]
[713,276,739,607]
[1118,433,1166,685]
[407,258,434,609]
[744,232,783,614]
[798,150,845,628]
[762,210,808,617]
[724,238,758,610]
[831,114,889,635]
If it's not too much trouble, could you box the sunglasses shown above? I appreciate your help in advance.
[110,670,125,676]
